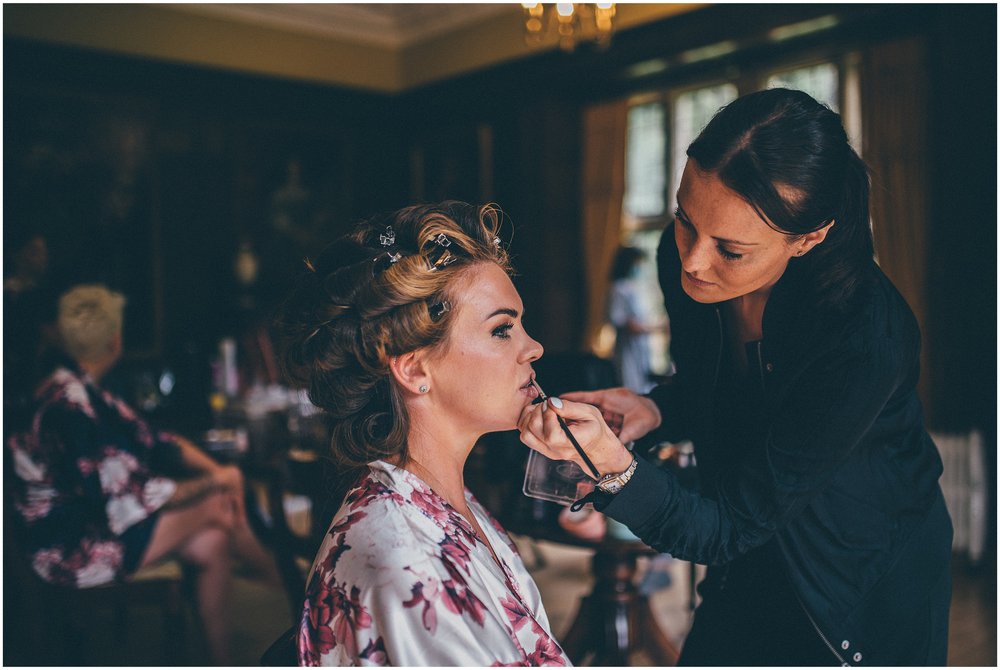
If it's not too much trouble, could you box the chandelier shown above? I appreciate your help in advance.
[521,3,617,52]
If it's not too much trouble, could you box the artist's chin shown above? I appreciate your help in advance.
[681,272,723,303]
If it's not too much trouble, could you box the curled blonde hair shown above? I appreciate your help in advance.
[277,201,511,470]
[57,284,126,363]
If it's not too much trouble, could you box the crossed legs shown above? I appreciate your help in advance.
[138,489,280,665]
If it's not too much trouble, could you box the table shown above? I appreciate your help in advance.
[502,512,681,666]
[558,535,680,666]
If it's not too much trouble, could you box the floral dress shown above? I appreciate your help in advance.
[6,363,178,588]
[297,460,571,666]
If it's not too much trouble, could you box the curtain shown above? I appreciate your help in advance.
[580,99,628,354]
[861,37,931,417]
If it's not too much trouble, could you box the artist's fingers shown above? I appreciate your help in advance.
[560,390,604,405]
[518,404,572,460]
[518,401,578,460]
[518,424,562,461]
[617,423,646,445]
[540,401,570,443]
[517,401,548,435]
[603,410,624,436]
[545,396,602,425]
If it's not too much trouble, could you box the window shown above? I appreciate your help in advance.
[623,103,666,220]
[767,62,839,110]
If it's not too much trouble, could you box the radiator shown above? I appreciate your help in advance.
[932,430,987,562]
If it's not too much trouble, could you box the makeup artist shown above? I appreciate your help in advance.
[518,88,952,666]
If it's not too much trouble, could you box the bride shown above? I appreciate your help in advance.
[277,201,571,666]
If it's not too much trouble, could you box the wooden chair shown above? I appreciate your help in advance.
[3,442,195,666]
[263,446,341,612]
[3,516,194,665]
[258,448,341,666]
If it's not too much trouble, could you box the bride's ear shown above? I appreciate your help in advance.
[389,351,431,396]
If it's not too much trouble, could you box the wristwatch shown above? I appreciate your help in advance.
[596,457,638,494]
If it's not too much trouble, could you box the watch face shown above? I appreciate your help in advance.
[600,479,623,494]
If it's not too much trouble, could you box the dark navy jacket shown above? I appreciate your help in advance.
[596,227,953,665]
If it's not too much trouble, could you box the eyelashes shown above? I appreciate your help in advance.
[491,322,514,339]
[719,248,743,261]
[675,209,743,261]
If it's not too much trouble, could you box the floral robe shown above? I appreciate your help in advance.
[6,364,178,587]
[297,460,571,666]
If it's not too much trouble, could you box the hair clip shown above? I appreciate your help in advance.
[492,236,501,248]
[428,300,451,321]
[373,250,402,276]
[428,250,458,271]
[379,226,395,247]
[426,233,459,271]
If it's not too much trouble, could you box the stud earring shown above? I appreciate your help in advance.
[419,385,429,393]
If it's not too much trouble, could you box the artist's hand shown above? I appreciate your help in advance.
[518,397,633,479]
[561,387,661,445]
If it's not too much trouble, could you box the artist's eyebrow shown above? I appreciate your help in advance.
[485,307,519,321]
[676,202,759,247]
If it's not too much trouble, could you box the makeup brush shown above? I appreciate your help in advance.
[529,378,601,479]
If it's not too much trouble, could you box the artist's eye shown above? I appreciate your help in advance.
[718,246,743,261]
[674,209,690,227]
[492,322,514,339]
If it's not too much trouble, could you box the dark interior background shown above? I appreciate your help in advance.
[4,2,995,560]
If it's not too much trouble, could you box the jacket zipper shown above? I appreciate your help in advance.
[792,588,850,665]
[712,308,723,389]
[754,341,766,392]
[711,308,731,592]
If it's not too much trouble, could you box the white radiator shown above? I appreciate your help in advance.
[932,430,987,562]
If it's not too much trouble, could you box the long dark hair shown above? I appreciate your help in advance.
[687,87,874,310]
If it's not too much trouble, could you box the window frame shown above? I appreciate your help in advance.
[621,49,862,238]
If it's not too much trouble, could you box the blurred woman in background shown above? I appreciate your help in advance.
[6,284,281,665]
[607,245,666,394]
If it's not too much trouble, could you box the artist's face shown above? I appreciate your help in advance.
[674,160,813,304]
[426,263,544,435]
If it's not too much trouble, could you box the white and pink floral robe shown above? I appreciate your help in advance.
[297,460,571,666]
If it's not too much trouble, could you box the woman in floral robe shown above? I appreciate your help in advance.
[280,202,570,666]
[6,284,280,664]
[7,360,180,587]
[299,462,567,666]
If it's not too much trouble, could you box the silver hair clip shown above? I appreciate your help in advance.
[428,300,451,321]
[493,236,501,248]
[379,226,396,247]
[426,233,458,271]
[428,251,457,271]
[373,250,402,275]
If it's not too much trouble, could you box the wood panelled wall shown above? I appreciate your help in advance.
[4,5,995,444]
[5,40,407,421]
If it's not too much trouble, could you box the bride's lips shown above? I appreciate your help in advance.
[521,375,539,398]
